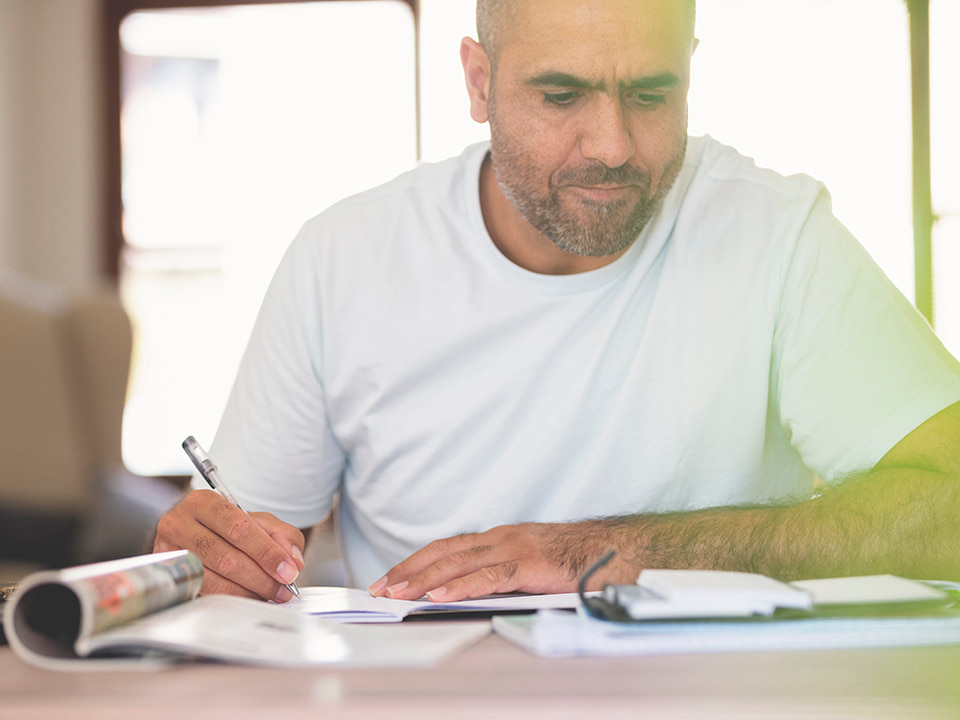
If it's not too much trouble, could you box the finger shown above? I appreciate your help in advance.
[368,533,488,596]
[424,561,522,602]
[252,512,306,571]
[199,566,294,604]
[384,543,503,601]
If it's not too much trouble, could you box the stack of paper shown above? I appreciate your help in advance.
[494,609,960,658]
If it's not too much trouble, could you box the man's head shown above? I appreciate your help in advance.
[464,0,697,264]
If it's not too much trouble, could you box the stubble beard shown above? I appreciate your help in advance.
[489,115,687,258]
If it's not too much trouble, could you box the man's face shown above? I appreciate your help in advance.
[485,0,694,257]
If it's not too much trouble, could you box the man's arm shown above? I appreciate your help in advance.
[370,400,960,602]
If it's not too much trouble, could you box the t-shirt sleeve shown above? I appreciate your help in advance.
[190,228,346,528]
[771,191,960,484]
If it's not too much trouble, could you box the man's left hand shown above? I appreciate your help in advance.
[367,522,625,601]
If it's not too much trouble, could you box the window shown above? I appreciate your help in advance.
[114,1,420,474]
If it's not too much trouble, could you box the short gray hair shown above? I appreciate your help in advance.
[476,0,697,69]
[475,0,517,68]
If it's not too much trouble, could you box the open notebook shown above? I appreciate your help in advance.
[286,586,583,622]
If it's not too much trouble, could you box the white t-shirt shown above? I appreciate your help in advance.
[198,136,960,588]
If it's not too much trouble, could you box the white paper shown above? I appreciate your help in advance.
[790,574,948,606]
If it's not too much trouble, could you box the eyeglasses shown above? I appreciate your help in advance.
[576,549,634,622]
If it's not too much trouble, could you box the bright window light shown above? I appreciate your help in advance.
[931,0,960,358]
[119,2,416,474]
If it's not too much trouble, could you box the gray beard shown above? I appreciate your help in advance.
[490,136,687,258]
[501,182,659,257]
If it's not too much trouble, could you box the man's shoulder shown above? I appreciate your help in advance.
[683,134,824,205]
[278,142,489,282]
[655,135,839,282]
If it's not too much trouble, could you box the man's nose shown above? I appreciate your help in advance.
[579,95,635,169]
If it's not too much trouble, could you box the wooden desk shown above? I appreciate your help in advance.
[4,629,960,719]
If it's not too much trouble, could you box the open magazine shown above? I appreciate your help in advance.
[4,550,201,668]
[2,551,489,670]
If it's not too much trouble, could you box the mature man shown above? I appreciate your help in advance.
[155,0,960,604]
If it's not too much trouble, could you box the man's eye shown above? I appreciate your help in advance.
[543,91,580,107]
[628,93,667,108]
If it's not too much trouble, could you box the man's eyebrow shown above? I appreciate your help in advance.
[526,71,681,91]
[620,73,681,91]
[526,72,596,89]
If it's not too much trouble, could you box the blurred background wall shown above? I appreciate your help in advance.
[0,0,105,293]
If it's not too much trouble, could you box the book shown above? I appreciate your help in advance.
[3,552,489,670]
[493,607,960,658]
[288,586,583,622]
[603,570,952,620]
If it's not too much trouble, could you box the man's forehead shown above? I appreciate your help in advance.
[502,0,693,40]
[496,0,693,73]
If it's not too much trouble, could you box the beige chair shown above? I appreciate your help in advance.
[0,269,178,582]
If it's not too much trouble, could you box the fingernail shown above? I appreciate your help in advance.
[368,576,388,595]
[385,581,408,598]
[426,586,447,601]
[275,586,293,603]
[291,545,305,568]
[277,561,299,585]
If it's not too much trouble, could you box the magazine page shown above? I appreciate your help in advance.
[79,594,491,668]
[3,550,203,669]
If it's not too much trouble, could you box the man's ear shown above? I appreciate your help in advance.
[460,36,492,124]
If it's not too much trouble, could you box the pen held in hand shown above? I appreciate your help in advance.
[181,435,301,599]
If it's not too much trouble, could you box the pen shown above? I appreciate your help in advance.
[181,435,301,599]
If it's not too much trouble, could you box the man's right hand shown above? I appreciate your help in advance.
[154,489,305,602]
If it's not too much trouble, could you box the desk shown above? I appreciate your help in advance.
[4,629,960,719]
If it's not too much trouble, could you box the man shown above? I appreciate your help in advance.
[154,0,960,605]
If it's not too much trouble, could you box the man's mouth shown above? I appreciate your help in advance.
[566,184,635,202]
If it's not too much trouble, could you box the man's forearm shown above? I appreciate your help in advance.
[594,467,960,584]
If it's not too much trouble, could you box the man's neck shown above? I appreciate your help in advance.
[478,154,629,276]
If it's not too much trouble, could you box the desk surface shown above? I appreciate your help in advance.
[4,628,960,719]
